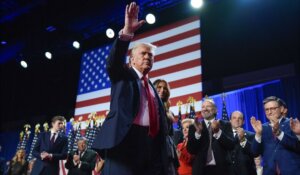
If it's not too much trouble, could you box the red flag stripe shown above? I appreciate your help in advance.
[168,75,202,89]
[154,43,200,62]
[149,59,201,78]
[169,92,202,106]
[133,16,200,41]
[76,96,110,109]
[152,28,200,47]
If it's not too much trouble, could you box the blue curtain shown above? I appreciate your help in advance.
[211,79,300,132]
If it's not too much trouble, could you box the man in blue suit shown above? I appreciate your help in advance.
[251,96,300,175]
[92,2,169,175]
[31,116,68,175]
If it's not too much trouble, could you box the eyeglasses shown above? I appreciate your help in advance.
[264,106,280,113]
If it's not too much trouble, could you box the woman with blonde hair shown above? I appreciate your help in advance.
[177,118,195,175]
[153,79,179,174]
[8,149,28,175]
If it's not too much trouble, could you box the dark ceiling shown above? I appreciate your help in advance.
[0,0,299,131]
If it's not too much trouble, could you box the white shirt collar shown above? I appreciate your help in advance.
[132,66,145,79]
[204,118,215,127]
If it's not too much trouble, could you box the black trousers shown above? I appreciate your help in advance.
[102,124,164,175]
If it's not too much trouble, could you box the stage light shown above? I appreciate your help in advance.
[73,41,80,49]
[1,41,7,45]
[146,13,156,24]
[20,60,28,68]
[191,0,203,8]
[45,51,52,59]
[106,28,115,38]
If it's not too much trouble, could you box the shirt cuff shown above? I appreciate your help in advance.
[195,132,201,140]
[277,131,284,141]
[213,129,222,139]
[240,139,247,148]
[118,30,134,41]
[255,135,262,143]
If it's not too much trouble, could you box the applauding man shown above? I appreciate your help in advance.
[187,99,234,175]
[251,96,300,175]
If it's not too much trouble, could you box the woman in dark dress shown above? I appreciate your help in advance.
[154,79,179,175]
[8,149,28,175]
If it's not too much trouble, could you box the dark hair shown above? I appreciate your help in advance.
[153,79,171,102]
[263,96,285,107]
[51,115,65,123]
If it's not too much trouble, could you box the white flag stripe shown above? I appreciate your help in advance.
[77,87,111,102]
[75,102,110,116]
[129,20,200,49]
[170,83,202,98]
[154,35,201,56]
[152,50,201,71]
[150,66,202,83]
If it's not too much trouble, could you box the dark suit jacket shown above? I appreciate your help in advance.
[65,149,97,175]
[92,39,169,173]
[229,130,256,175]
[252,117,300,175]
[187,120,235,175]
[31,132,68,175]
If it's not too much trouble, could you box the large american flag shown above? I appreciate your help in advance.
[74,16,202,123]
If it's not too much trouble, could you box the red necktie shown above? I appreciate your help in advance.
[142,76,159,138]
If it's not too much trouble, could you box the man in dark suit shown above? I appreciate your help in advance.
[290,117,300,153]
[187,98,235,175]
[65,137,97,175]
[251,96,300,175]
[229,111,256,175]
[31,116,68,175]
[92,2,169,175]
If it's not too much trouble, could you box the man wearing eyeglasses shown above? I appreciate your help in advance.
[250,96,300,175]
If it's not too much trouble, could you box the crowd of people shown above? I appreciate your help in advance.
[1,2,300,175]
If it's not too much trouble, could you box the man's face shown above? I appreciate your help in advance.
[77,140,87,152]
[230,111,244,129]
[201,101,217,120]
[264,101,283,122]
[52,120,64,132]
[131,45,154,75]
